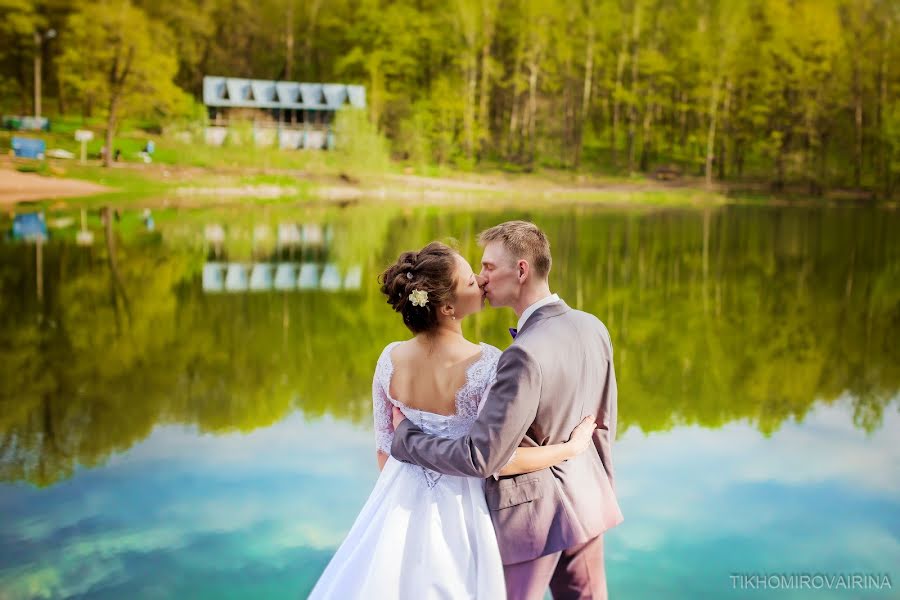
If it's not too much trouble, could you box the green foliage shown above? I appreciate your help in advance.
[0,0,39,109]
[57,1,185,118]
[332,107,391,174]
[1,0,897,193]
[53,0,189,167]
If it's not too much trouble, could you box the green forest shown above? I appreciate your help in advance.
[1,0,898,194]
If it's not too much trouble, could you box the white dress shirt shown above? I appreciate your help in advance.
[517,293,560,333]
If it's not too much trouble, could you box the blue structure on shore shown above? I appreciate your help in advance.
[203,77,365,114]
[201,76,366,150]
[11,137,46,159]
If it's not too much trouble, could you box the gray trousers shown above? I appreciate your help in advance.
[504,535,607,600]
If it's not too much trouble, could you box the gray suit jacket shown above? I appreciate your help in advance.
[391,300,623,565]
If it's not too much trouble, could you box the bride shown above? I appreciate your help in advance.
[308,242,596,599]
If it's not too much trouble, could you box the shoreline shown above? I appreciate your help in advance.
[1,161,894,212]
[0,168,111,207]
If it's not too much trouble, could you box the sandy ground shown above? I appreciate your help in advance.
[0,168,110,206]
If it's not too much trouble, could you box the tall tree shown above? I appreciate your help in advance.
[58,0,185,166]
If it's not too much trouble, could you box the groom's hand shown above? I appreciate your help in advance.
[392,406,407,431]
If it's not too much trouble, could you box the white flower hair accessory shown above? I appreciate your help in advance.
[409,289,429,307]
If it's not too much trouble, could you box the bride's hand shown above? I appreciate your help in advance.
[565,416,597,456]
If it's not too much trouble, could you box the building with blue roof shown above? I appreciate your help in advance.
[202,76,366,150]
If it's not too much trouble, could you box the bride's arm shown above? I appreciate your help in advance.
[373,348,396,473]
[496,416,596,476]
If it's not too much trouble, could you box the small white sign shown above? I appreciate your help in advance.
[74,129,94,142]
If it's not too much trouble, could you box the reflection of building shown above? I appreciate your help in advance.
[203,222,334,261]
[202,76,366,150]
[203,262,362,293]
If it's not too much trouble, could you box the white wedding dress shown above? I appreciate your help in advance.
[308,341,506,600]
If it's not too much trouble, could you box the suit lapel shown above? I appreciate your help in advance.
[516,300,570,338]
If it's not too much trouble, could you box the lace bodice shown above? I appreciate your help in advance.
[372,341,501,456]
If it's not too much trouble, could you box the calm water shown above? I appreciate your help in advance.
[1,203,898,599]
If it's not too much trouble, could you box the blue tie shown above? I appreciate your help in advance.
[509,328,518,339]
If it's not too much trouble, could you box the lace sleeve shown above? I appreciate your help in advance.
[373,343,398,454]
[474,344,502,416]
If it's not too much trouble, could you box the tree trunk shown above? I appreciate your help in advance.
[507,91,520,160]
[705,77,721,188]
[367,55,384,127]
[562,51,574,166]
[611,26,628,165]
[717,79,732,180]
[774,125,789,192]
[470,63,478,157]
[284,0,294,79]
[639,100,653,171]
[477,4,496,156]
[103,38,133,168]
[16,58,29,114]
[853,62,863,189]
[626,2,642,172]
[104,94,118,168]
[819,131,829,196]
[57,69,67,115]
[303,0,323,78]
[506,31,524,160]
[575,18,594,169]
[527,59,539,165]
[878,19,890,196]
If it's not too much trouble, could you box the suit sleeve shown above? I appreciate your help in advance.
[390,346,542,478]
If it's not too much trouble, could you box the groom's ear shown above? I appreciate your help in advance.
[517,259,530,282]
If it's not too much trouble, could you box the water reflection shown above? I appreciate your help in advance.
[0,203,898,597]
[202,262,363,293]
[611,400,899,598]
[0,415,375,599]
[2,205,897,488]
[0,403,895,598]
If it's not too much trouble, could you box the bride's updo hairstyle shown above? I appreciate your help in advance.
[380,242,459,334]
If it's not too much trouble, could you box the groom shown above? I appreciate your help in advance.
[391,220,623,599]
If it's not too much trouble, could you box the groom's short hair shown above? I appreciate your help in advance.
[478,221,552,279]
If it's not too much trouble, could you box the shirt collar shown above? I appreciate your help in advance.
[517,293,560,332]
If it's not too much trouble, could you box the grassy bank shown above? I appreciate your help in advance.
[2,116,890,210]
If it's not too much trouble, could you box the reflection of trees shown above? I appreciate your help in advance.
[382,207,900,437]
[1,206,898,487]
[101,207,132,333]
[0,223,408,487]
[549,207,900,437]
[0,233,189,486]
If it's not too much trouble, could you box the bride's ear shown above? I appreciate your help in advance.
[440,304,455,318]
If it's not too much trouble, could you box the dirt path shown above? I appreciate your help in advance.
[0,168,110,206]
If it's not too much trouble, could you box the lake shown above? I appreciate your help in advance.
[1,202,898,599]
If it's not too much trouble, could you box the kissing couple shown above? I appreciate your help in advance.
[310,221,623,599]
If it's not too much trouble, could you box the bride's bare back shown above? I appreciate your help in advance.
[389,337,484,416]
